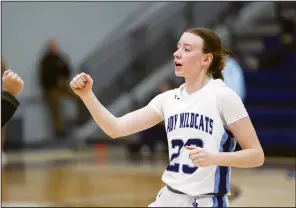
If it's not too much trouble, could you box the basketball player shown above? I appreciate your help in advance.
[70,27,265,207]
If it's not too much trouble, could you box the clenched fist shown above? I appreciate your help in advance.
[186,146,216,168]
[2,69,24,97]
[70,73,93,97]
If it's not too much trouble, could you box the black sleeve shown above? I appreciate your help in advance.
[1,91,20,127]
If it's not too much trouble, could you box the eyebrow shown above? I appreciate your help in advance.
[177,42,193,47]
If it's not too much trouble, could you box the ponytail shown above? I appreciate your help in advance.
[208,48,229,81]
[211,70,224,80]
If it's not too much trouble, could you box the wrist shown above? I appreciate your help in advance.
[211,152,221,166]
[2,91,20,108]
[80,91,94,101]
[5,90,18,97]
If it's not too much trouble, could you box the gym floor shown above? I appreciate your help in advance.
[2,146,295,207]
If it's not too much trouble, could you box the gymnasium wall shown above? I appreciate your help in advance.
[1,2,168,143]
[1,1,146,99]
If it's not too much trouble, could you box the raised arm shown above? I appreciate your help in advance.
[70,73,163,138]
[2,70,24,127]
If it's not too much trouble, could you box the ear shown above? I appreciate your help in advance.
[202,53,213,66]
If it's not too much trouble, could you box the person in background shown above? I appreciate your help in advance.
[38,39,84,138]
[222,56,246,101]
[218,26,246,101]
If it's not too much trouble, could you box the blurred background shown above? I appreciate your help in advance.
[1,1,295,207]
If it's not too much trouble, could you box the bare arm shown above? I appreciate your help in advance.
[214,116,265,168]
[80,91,163,139]
[212,89,264,168]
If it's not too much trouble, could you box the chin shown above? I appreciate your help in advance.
[175,70,184,77]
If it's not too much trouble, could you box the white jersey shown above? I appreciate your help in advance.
[148,78,248,196]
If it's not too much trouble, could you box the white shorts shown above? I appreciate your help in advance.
[148,186,229,207]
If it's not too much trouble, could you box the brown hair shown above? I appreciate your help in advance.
[186,27,229,80]
[1,57,7,78]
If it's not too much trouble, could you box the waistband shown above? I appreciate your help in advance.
[167,185,222,197]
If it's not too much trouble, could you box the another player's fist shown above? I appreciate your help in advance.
[186,146,215,167]
[2,69,24,97]
[70,73,93,97]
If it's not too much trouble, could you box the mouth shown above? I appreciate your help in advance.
[174,61,182,67]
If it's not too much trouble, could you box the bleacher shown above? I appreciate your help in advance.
[240,28,296,155]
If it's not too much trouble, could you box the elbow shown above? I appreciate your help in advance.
[107,130,121,139]
[96,118,122,139]
[255,149,265,167]
[109,123,123,139]
[109,133,119,139]
[107,126,124,139]
[108,117,126,139]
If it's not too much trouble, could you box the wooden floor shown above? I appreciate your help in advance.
[2,146,295,207]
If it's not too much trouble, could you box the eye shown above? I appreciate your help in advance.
[184,48,190,52]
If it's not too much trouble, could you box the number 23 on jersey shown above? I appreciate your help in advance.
[166,138,203,174]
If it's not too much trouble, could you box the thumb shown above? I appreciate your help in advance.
[86,74,93,83]
[80,73,87,82]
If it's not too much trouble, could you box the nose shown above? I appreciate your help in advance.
[174,48,181,59]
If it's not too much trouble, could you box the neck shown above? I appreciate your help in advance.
[184,73,210,95]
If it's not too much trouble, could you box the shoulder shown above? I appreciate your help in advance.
[210,79,245,113]
[211,79,242,101]
[147,87,180,119]
[148,85,182,109]
[210,79,248,124]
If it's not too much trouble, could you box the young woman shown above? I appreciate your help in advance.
[70,27,264,207]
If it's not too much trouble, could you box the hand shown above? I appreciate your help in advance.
[70,72,93,97]
[186,146,216,167]
[2,69,24,97]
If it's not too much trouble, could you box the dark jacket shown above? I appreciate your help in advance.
[39,52,71,90]
[1,91,20,127]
